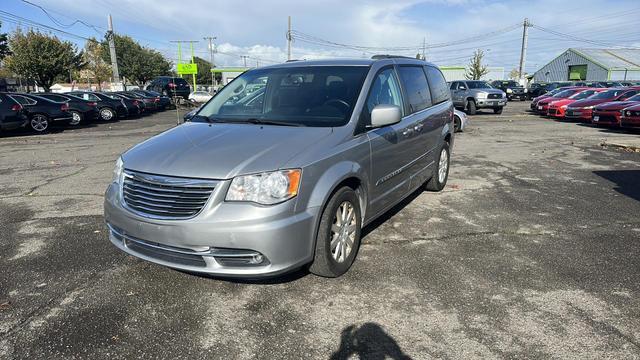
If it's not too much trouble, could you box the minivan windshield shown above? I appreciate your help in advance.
[197,66,369,127]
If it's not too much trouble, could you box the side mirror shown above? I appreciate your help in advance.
[370,104,401,128]
[459,86,467,90]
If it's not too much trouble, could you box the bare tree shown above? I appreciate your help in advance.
[465,49,489,80]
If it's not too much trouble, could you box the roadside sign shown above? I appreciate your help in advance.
[177,63,198,75]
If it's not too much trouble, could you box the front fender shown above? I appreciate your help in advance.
[303,161,368,212]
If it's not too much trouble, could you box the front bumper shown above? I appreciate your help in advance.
[591,110,621,125]
[103,181,319,278]
[565,108,593,121]
[476,98,507,108]
[620,115,640,128]
[547,106,566,118]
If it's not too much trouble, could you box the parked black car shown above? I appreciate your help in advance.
[527,83,549,98]
[146,76,190,99]
[30,93,99,126]
[0,93,28,132]
[66,91,127,121]
[109,93,143,117]
[8,93,72,133]
[491,80,526,101]
[122,91,159,111]
[132,89,172,110]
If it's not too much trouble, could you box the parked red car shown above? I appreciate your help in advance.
[620,103,640,129]
[530,87,571,112]
[564,88,640,121]
[592,93,640,126]
[547,88,605,118]
[536,87,589,115]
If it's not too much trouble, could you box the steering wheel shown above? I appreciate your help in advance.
[323,99,350,113]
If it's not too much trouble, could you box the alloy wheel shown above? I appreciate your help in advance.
[330,201,357,263]
[438,148,449,183]
[31,115,48,132]
[100,108,114,121]
[69,111,81,125]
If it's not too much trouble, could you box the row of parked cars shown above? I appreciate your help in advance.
[530,84,640,130]
[0,89,173,134]
[528,81,640,98]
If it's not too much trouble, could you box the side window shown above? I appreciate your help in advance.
[425,66,450,105]
[397,66,432,113]
[449,81,457,90]
[619,90,637,100]
[365,68,403,118]
[12,95,36,105]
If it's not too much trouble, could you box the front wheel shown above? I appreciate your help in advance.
[493,107,503,114]
[30,114,49,133]
[425,142,450,192]
[309,187,362,278]
[466,100,476,115]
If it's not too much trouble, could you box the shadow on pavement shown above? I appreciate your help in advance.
[593,170,640,202]
[330,323,412,360]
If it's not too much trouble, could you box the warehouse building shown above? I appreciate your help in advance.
[533,48,640,82]
[440,66,504,82]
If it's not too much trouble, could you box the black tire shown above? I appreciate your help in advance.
[466,100,476,115]
[425,142,450,192]
[309,186,362,278]
[99,107,116,121]
[493,107,503,114]
[69,110,82,126]
[30,114,49,133]
[454,116,461,132]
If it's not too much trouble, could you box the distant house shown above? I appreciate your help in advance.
[49,82,111,93]
[533,48,640,82]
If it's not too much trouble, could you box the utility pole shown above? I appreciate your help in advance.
[518,18,530,83]
[203,36,216,89]
[241,56,248,68]
[287,16,292,61]
[422,37,426,60]
[107,15,121,88]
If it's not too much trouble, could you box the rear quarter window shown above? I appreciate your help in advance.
[425,66,450,105]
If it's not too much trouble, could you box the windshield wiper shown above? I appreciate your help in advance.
[245,118,304,127]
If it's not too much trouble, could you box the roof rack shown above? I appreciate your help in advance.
[371,55,417,60]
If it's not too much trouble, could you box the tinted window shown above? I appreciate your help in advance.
[11,95,36,105]
[619,90,638,100]
[590,89,625,100]
[198,66,368,127]
[466,81,492,89]
[570,90,596,100]
[397,66,432,113]
[39,94,68,102]
[449,82,457,90]
[424,66,450,105]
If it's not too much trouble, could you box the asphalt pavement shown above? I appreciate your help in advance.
[1,102,639,359]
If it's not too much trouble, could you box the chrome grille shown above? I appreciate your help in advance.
[122,170,217,219]
[488,93,502,99]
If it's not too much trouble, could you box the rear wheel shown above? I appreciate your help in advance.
[30,114,49,133]
[69,111,82,126]
[454,116,461,132]
[425,142,450,192]
[99,107,115,121]
[493,107,503,114]
[466,100,476,115]
[309,186,362,278]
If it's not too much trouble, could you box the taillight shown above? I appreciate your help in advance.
[11,104,22,111]
[154,97,160,103]
[61,103,69,111]
[133,100,139,106]
[87,102,97,106]
[168,83,176,88]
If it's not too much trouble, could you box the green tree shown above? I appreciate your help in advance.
[0,21,9,61]
[101,34,171,87]
[465,49,489,80]
[84,38,112,90]
[5,29,83,91]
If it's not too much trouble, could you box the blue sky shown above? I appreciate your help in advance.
[2,0,639,74]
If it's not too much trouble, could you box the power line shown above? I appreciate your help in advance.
[20,0,104,34]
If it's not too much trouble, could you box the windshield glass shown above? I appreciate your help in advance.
[502,81,519,87]
[626,94,640,102]
[589,89,624,100]
[466,81,492,89]
[569,90,596,100]
[197,66,369,127]
[553,89,578,98]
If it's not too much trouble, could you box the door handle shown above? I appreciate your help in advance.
[414,123,424,132]
[401,128,413,137]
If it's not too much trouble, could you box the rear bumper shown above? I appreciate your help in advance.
[620,116,640,128]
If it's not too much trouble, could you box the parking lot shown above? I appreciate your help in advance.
[1,101,639,358]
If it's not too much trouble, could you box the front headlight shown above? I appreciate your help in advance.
[476,92,488,99]
[584,106,595,109]
[524,88,528,93]
[506,88,513,93]
[226,169,301,205]
[112,157,123,184]
[561,105,568,109]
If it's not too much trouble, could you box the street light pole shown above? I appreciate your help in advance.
[204,36,217,89]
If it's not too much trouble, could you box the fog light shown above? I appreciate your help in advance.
[250,254,264,264]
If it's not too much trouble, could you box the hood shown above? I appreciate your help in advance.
[569,98,613,108]
[539,97,563,105]
[596,100,639,110]
[623,103,640,111]
[477,88,504,95]
[549,99,575,107]
[533,95,551,104]
[122,122,333,179]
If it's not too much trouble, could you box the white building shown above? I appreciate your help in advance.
[439,66,505,82]
[533,48,640,83]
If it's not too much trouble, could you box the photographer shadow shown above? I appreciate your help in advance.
[330,323,412,360]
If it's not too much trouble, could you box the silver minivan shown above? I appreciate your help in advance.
[104,57,454,278]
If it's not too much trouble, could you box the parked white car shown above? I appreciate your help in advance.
[188,91,213,103]
[453,109,468,132]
